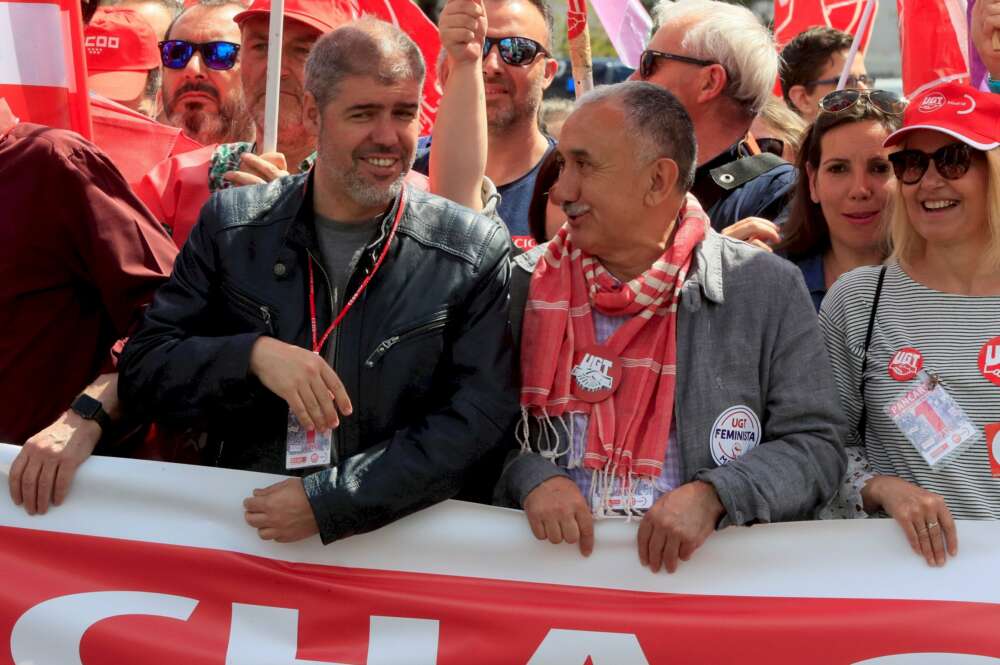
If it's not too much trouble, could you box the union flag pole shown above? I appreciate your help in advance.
[567,0,594,98]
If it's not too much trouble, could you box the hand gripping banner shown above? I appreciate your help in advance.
[1,444,999,664]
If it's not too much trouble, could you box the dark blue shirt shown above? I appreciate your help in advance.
[795,253,826,312]
[413,134,555,248]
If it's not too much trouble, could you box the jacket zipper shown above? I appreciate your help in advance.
[364,315,448,367]
[307,249,339,466]
[222,282,275,334]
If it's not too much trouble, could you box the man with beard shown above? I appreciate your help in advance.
[159,0,254,146]
[134,0,353,247]
[118,19,518,545]
[415,0,557,249]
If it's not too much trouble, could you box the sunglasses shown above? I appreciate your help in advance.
[638,49,715,80]
[807,74,878,89]
[818,89,906,116]
[483,36,549,66]
[888,142,976,185]
[159,40,240,71]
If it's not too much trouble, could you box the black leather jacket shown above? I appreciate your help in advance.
[119,174,518,544]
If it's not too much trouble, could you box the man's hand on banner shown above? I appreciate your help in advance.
[243,478,319,542]
[439,0,487,65]
[249,337,353,433]
[8,374,119,516]
[972,0,1000,77]
[523,476,595,556]
[862,475,958,567]
[637,480,725,574]
[223,152,291,187]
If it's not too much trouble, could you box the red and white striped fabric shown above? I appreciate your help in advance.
[0,0,92,138]
[348,0,441,134]
[897,0,971,97]
[773,0,879,51]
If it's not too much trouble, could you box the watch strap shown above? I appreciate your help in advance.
[70,394,113,433]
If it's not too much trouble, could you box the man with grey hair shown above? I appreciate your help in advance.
[119,18,518,546]
[631,0,795,233]
[497,81,845,573]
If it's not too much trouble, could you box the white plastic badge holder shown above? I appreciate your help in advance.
[285,409,332,470]
[885,371,979,468]
[591,479,655,518]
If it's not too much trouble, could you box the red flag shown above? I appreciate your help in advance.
[0,0,92,138]
[349,0,441,134]
[773,0,879,51]
[897,0,970,96]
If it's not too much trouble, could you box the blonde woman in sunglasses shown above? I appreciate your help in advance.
[819,83,1000,566]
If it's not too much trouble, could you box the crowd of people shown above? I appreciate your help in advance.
[2,0,999,573]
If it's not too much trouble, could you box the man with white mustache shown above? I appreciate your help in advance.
[497,82,845,573]
[119,20,518,546]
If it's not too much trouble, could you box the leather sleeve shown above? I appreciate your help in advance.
[303,225,519,544]
[118,195,263,425]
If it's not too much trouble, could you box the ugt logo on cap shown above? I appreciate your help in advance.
[918,93,947,113]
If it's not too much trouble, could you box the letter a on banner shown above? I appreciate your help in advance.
[526,629,651,665]
[0,0,93,137]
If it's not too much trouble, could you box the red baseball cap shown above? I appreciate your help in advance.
[233,0,352,36]
[85,8,160,102]
[884,83,1000,151]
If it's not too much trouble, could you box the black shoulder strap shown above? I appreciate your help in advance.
[857,265,888,442]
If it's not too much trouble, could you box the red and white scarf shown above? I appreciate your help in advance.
[519,194,709,492]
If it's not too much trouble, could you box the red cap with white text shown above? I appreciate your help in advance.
[884,83,1000,151]
[85,8,160,102]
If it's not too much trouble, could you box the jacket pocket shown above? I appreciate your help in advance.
[364,311,449,368]
[219,280,277,335]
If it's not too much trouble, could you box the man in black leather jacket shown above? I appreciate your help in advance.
[119,19,517,545]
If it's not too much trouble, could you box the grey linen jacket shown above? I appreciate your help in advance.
[497,230,847,525]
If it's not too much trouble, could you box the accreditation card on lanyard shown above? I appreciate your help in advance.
[285,191,407,470]
[884,369,979,468]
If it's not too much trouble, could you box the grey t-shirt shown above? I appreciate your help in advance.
[314,213,380,365]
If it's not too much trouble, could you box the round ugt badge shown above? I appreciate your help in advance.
[888,347,924,381]
[979,336,1000,387]
[570,345,622,403]
[710,405,761,466]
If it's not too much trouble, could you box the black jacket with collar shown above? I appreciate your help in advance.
[119,173,518,544]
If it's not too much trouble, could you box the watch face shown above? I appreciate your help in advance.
[73,395,102,419]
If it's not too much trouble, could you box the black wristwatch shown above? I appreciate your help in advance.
[70,394,113,433]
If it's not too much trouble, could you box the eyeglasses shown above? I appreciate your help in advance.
[818,89,906,116]
[888,142,976,185]
[806,74,878,89]
[638,49,716,80]
[159,40,241,71]
[483,36,549,66]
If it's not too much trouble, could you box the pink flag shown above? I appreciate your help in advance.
[589,0,652,69]
[0,0,92,138]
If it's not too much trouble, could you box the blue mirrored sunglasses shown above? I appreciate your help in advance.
[159,40,240,71]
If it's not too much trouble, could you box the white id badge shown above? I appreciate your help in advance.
[285,409,332,470]
[592,480,655,517]
[885,371,979,468]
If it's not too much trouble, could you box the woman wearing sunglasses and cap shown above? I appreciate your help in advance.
[819,83,1000,566]
[778,88,904,311]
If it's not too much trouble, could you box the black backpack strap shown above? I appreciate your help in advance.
[857,265,888,443]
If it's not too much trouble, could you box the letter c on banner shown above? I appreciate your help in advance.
[526,629,650,665]
[10,591,199,665]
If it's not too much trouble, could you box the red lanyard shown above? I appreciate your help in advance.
[308,190,407,354]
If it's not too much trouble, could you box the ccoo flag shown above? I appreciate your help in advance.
[0,0,92,138]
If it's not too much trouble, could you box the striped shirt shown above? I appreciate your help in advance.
[819,263,1000,520]
[565,310,684,514]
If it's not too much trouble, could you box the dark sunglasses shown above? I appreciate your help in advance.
[818,89,906,116]
[807,74,878,89]
[159,40,240,71]
[888,142,976,185]
[483,36,549,66]
[638,49,716,80]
